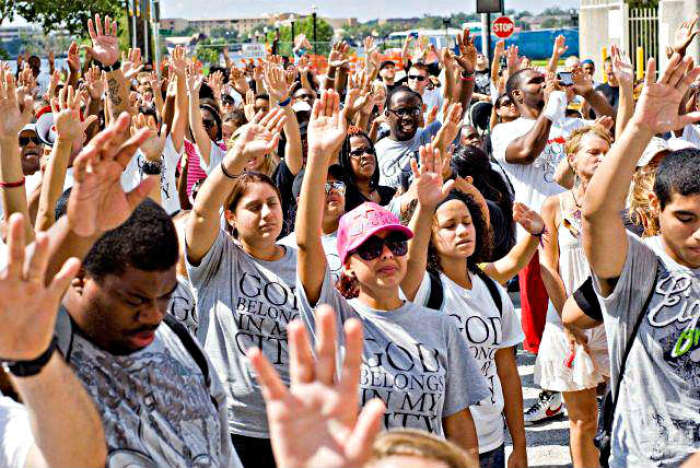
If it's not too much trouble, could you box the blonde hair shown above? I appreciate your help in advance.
[628,165,660,237]
[564,125,612,158]
[371,429,473,468]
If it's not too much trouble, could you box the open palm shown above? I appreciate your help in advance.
[249,306,385,468]
[68,113,155,237]
[411,143,454,210]
[85,15,119,67]
[634,55,700,133]
[307,90,348,156]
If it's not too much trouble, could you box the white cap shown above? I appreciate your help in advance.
[637,137,697,167]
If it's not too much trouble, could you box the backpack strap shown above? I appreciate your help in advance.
[606,260,660,430]
[54,306,75,361]
[163,315,214,398]
[474,268,503,317]
[426,270,445,310]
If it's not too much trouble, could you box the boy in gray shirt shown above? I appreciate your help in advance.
[583,54,700,467]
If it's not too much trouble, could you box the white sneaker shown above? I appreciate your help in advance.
[524,391,563,425]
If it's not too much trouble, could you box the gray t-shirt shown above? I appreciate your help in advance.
[57,311,241,468]
[593,233,700,467]
[168,275,198,335]
[374,122,441,188]
[298,267,489,436]
[186,230,299,438]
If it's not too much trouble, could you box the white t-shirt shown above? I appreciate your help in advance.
[374,121,441,188]
[121,134,182,214]
[414,271,524,452]
[0,394,33,468]
[198,142,227,175]
[492,116,585,238]
[680,124,700,147]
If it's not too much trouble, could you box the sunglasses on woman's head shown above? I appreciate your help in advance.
[351,233,408,261]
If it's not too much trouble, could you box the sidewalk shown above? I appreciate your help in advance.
[505,293,573,468]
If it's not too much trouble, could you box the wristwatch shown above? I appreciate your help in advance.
[142,159,163,175]
[95,59,121,73]
[1,338,57,378]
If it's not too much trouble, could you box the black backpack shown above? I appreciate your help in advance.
[426,268,503,316]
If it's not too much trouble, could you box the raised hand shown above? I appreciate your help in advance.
[593,115,615,132]
[610,44,634,87]
[67,112,156,237]
[435,102,463,155]
[262,63,290,103]
[248,305,385,468]
[328,41,350,68]
[307,90,349,158]
[51,85,97,144]
[506,45,523,75]
[229,66,250,96]
[513,202,545,236]
[0,71,33,139]
[66,41,81,73]
[0,214,80,361]
[170,45,188,78]
[410,143,455,210]
[455,29,477,74]
[84,14,119,67]
[227,108,286,169]
[670,15,699,57]
[552,34,568,59]
[208,70,224,99]
[632,54,700,133]
[132,113,166,162]
[571,65,594,96]
[243,89,257,122]
[121,48,144,80]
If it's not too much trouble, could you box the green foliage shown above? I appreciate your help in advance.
[15,0,124,36]
[195,38,220,65]
[0,48,9,60]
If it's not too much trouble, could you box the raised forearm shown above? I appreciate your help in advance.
[172,74,188,152]
[105,70,130,119]
[0,139,33,241]
[324,66,338,91]
[11,353,107,468]
[456,74,475,118]
[188,92,211,165]
[505,114,554,164]
[484,234,539,284]
[615,83,635,137]
[282,107,303,174]
[35,139,72,232]
[582,88,615,117]
[402,203,433,301]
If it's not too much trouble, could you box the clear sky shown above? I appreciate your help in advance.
[161,0,581,22]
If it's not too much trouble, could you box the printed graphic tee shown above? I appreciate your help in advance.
[298,267,489,436]
[374,121,441,188]
[413,271,524,452]
[59,312,242,468]
[186,230,299,437]
[593,233,700,467]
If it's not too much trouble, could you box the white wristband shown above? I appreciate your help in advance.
[542,90,567,123]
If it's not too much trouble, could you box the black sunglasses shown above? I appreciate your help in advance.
[351,233,408,261]
[19,135,41,146]
[388,107,421,118]
[407,74,426,82]
[349,147,376,158]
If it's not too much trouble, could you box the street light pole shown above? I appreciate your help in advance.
[312,5,318,56]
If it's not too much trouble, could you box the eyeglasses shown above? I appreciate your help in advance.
[387,107,421,118]
[350,233,408,261]
[19,135,41,146]
[407,74,426,82]
[294,93,315,100]
[349,147,375,158]
[325,181,346,196]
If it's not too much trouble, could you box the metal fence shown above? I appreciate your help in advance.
[628,6,659,75]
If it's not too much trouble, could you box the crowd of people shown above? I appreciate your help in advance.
[0,11,698,468]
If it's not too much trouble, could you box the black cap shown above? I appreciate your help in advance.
[292,164,345,199]
[379,60,396,71]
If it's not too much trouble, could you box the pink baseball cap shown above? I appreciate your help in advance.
[337,202,414,264]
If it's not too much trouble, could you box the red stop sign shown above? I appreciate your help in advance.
[492,16,515,38]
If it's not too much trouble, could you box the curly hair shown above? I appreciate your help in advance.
[426,191,493,274]
[628,164,660,237]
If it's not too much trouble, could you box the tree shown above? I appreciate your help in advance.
[1,0,16,26]
[15,0,123,36]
